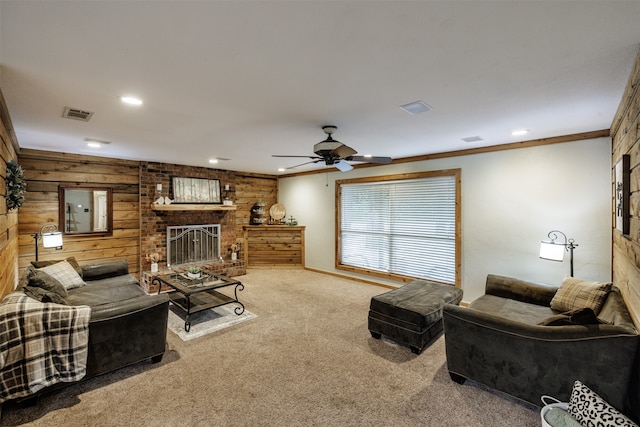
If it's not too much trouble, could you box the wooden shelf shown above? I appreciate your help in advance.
[151,204,236,211]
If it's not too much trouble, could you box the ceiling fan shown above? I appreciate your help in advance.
[273,126,392,172]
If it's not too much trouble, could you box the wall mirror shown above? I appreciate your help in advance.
[59,186,113,236]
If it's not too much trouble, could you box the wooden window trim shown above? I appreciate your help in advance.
[335,169,461,287]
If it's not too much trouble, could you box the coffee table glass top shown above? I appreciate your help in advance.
[158,270,240,294]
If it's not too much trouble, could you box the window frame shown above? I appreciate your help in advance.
[335,169,461,287]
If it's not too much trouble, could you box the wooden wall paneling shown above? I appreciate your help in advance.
[234,174,278,237]
[0,87,20,298]
[15,150,278,288]
[18,149,141,278]
[612,48,640,329]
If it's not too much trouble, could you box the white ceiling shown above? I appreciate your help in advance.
[1,1,639,175]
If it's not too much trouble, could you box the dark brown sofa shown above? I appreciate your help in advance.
[68,260,170,378]
[11,259,170,403]
[442,274,639,421]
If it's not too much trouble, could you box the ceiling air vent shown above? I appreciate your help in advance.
[400,100,432,115]
[462,136,483,143]
[62,107,94,122]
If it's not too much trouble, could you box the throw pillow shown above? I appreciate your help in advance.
[538,307,602,326]
[28,267,69,298]
[39,260,86,290]
[550,277,611,315]
[23,285,68,305]
[19,266,69,305]
[568,380,638,427]
[32,256,83,278]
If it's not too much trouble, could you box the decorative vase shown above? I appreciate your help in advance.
[151,262,158,273]
[231,252,237,261]
[187,272,201,279]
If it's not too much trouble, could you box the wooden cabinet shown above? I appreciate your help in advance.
[243,225,305,268]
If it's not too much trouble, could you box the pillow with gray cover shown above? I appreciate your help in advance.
[20,266,69,305]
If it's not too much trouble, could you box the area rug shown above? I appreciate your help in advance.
[167,303,257,341]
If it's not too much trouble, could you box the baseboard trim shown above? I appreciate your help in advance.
[304,267,400,290]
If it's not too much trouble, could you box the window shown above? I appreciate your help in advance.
[336,170,460,285]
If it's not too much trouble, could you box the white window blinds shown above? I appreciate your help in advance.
[339,174,457,284]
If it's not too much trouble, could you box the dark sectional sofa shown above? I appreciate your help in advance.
[66,260,170,378]
[443,274,639,421]
[16,259,170,402]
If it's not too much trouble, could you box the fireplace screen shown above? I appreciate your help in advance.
[167,224,220,267]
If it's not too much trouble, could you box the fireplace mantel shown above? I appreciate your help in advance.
[151,204,236,211]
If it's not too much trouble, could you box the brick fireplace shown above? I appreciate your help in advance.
[140,162,247,285]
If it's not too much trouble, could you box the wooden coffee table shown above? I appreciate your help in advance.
[152,270,245,332]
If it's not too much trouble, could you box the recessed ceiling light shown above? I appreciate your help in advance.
[511,129,529,136]
[84,138,111,148]
[278,168,286,172]
[400,100,432,115]
[208,157,230,164]
[120,96,143,106]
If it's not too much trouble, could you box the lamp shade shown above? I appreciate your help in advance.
[42,232,63,249]
[539,241,565,261]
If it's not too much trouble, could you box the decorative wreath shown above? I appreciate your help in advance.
[5,160,26,211]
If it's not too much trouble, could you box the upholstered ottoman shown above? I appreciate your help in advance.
[368,280,463,354]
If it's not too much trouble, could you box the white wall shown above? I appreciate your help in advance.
[278,138,612,302]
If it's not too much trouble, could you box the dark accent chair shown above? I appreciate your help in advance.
[442,274,639,421]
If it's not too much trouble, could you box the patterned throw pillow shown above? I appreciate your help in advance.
[32,256,83,278]
[39,260,86,290]
[550,277,611,315]
[568,381,638,427]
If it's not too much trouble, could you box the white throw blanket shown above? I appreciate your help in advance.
[0,292,91,402]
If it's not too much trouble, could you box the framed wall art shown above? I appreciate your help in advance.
[615,154,630,235]
[172,177,222,204]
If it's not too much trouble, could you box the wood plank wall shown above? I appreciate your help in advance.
[0,88,20,298]
[234,174,278,236]
[611,48,640,328]
[17,149,141,277]
[15,152,278,281]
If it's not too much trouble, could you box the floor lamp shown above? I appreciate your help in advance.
[539,230,578,277]
[32,223,63,261]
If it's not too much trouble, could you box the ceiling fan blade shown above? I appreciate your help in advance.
[332,144,357,159]
[334,160,354,172]
[348,155,392,164]
[272,155,321,159]
[286,159,324,169]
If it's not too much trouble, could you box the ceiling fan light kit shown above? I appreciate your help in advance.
[273,126,392,172]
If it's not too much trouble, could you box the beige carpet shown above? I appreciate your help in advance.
[0,269,540,426]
